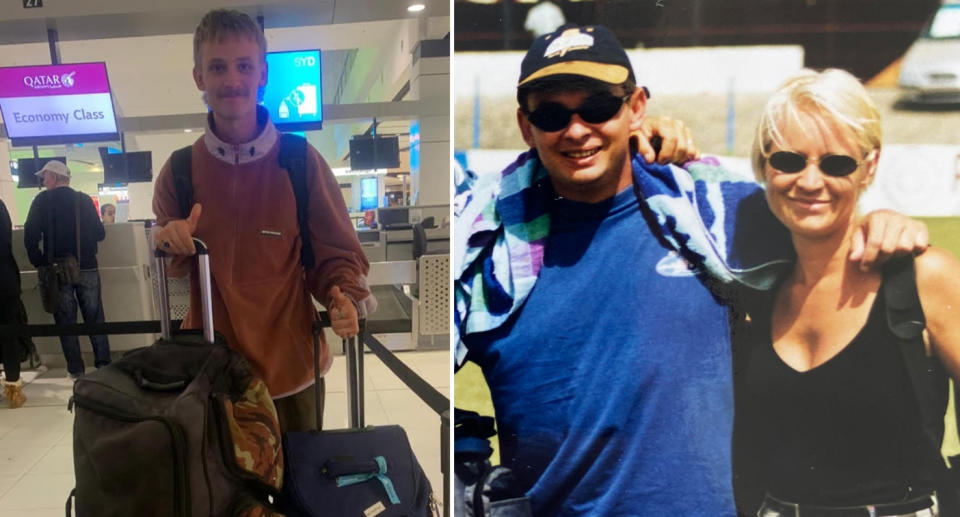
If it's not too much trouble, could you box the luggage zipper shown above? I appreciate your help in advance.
[72,394,191,517]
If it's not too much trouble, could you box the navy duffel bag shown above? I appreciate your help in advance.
[280,322,438,517]
[282,425,437,517]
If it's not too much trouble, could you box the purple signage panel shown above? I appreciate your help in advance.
[0,62,119,146]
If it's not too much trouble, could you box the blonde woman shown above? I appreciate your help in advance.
[733,69,960,517]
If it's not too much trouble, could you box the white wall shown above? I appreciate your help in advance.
[409,54,449,207]
[454,45,805,101]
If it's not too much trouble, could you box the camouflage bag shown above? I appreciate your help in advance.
[68,336,285,516]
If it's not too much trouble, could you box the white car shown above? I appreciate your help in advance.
[899,0,960,103]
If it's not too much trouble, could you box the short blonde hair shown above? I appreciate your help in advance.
[750,68,881,183]
[193,9,267,68]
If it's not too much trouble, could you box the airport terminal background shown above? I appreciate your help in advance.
[0,1,451,514]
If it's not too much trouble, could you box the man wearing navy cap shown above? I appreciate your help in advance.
[454,24,928,516]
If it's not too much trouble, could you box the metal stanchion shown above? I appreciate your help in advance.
[441,409,450,517]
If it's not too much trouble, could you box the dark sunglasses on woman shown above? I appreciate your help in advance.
[524,92,631,132]
[768,150,873,177]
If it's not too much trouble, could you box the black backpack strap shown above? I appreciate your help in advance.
[883,256,950,465]
[170,145,194,219]
[454,408,497,461]
[278,132,315,270]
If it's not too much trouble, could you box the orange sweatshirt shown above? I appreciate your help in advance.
[153,113,372,398]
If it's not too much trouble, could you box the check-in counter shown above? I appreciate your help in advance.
[384,226,449,261]
[357,229,386,263]
[356,226,449,262]
[13,222,155,364]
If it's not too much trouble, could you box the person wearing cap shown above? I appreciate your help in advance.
[453,24,928,517]
[23,160,111,379]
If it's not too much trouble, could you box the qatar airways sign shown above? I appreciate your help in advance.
[0,62,119,146]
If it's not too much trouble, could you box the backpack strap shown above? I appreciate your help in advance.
[883,255,950,464]
[278,132,315,270]
[170,145,194,220]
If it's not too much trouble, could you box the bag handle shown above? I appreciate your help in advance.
[154,237,214,343]
[327,456,401,505]
[133,368,188,391]
[323,458,381,477]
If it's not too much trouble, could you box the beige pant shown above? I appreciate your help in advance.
[274,378,325,433]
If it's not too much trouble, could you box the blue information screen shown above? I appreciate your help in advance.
[360,176,378,211]
[262,50,322,129]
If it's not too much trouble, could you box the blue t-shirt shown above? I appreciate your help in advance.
[466,187,736,516]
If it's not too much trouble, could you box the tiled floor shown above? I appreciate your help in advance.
[0,350,450,515]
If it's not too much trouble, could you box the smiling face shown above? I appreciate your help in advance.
[763,109,877,241]
[517,85,645,203]
[193,34,267,126]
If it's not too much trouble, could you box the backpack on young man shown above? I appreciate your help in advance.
[169,133,315,269]
[67,242,285,516]
[454,409,531,517]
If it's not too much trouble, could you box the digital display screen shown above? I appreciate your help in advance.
[17,156,66,188]
[378,207,409,228]
[0,62,119,146]
[360,176,378,211]
[102,151,152,184]
[350,136,400,170]
[262,50,322,131]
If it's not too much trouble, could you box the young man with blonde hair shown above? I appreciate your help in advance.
[152,9,373,432]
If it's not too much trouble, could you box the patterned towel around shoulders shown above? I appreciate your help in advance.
[453,149,793,367]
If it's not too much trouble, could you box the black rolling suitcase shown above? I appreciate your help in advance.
[67,240,285,517]
[280,319,439,517]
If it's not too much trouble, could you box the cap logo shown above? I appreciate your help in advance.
[543,28,594,59]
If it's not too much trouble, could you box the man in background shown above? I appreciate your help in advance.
[0,198,26,407]
[100,203,116,224]
[23,160,111,380]
[362,210,378,229]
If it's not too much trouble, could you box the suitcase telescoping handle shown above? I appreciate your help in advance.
[154,237,215,344]
[313,314,366,430]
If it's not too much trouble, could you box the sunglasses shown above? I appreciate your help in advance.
[768,150,871,177]
[524,93,631,132]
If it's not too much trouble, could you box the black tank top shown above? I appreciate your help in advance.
[733,284,938,507]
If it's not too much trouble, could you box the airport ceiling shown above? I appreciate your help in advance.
[0,0,448,45]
